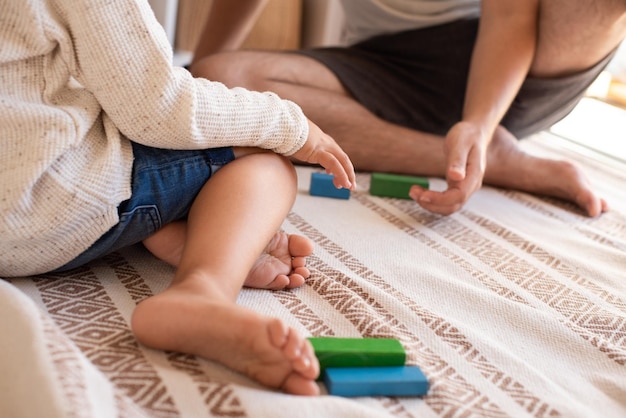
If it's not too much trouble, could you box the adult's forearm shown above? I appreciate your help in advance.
[463,0,539,140]
[191,0,269,65]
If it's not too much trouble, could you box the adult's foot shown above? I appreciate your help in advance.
[131,290,320,395]
[484,126,608,217]
[245,232,314,290]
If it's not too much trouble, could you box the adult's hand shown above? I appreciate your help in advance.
[409,121,487,215]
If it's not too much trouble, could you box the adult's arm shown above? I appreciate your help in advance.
[458,0,539,145]
[190,0,269,69]
[412,0,539,215]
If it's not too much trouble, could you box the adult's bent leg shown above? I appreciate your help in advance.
[194,48,612,217]
[486,0,626,215]
[192,50,451,176]
[484,126,608,216]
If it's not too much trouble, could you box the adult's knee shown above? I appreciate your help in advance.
[190,52,263,90]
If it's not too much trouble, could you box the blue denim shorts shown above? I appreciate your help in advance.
[55,142,235,272]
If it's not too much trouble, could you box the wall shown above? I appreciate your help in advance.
[148,0,345,57]
[175,0,302,53]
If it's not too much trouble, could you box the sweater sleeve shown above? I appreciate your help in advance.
[52,0,307,156]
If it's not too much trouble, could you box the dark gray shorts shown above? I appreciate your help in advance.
[298,18,613,139]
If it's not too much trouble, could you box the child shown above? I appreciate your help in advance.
[0,0,356,396]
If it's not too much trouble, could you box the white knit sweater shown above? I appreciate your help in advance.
[0,0,309,277]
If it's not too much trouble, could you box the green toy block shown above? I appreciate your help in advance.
[308,337,406,374]
[369,172,429,199]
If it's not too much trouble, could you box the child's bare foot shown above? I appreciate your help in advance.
[131,289,320,395]
[245,232,314,290]
[143,229,315,289]
[485,126,608,217]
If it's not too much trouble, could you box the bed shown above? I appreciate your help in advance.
[2,101,625,417]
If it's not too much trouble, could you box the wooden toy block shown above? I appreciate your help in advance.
[323,366,429,397]
[308,337,406,373]
[310,172,350,199]
[369,172,429,199]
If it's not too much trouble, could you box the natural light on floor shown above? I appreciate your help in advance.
[550,95,626,164]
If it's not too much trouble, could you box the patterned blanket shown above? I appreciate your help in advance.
[2,129,625,418]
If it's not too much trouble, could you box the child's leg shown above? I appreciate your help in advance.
[141,221,187,266]
[131,153,320,396]
[143,223,314,290]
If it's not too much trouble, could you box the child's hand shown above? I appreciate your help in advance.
[292,120,356,190]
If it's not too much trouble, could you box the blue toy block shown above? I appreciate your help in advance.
[310,172,350,199]
[323,366,429,397]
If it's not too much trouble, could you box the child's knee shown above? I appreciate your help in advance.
[260,153,298,187]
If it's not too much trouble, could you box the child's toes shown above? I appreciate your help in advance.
[287,234,314,257]
[282,330,305,359]
[286,273,306,289]
[293,266,310,279]
[292,256,306,268]
[267,274,291,290]
[298,341,319,377]
[267,319,289,348]
[281,372,320,396]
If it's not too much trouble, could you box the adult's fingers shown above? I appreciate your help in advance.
[410,186,466,215]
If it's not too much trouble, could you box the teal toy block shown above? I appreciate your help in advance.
[310,172,350,199]
[369,172,429,199]
[323,366,429,397]
[308,337,406,373]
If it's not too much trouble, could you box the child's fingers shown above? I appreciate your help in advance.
[319,152,355,190]
[332,151,357,190]
[297,120,356,189]
[332,143,356,189]
[326,162,356,190]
